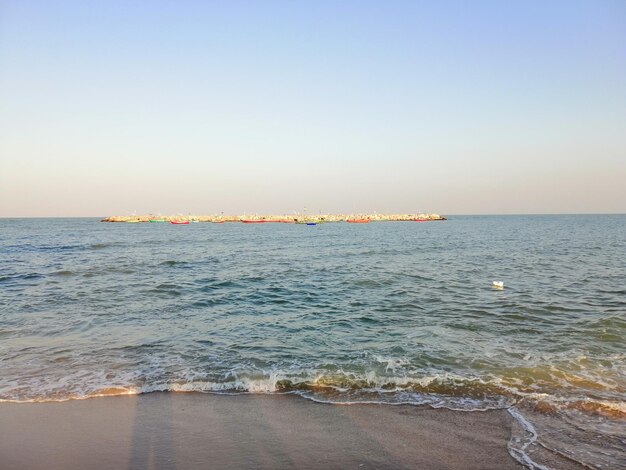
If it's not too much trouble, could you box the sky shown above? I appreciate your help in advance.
[1,0,625,216]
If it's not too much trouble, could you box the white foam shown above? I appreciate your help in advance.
[507,407,552,470]
[373,356,409,373]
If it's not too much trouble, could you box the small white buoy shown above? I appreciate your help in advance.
[492,281,504,289]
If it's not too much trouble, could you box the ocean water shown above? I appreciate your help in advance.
[1,216,624,469]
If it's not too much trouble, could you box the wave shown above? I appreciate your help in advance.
[2,370,622,414]
[0,273,44,284]
[159,260,192,267]
[0,376,514,414]
[89,243,117,250]
[51,269,75,276]
[0,371,508,401]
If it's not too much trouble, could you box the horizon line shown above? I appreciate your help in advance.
[2,212,625,219]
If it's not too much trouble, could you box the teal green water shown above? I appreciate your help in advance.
[1,216,624,469]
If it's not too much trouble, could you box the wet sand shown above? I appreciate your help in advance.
[0,392,523,470]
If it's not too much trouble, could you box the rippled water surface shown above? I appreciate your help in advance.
[1,216,624,469]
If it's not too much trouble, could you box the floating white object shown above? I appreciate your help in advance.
[492,281,504,289]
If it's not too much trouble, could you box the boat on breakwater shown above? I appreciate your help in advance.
[295,219,325,225]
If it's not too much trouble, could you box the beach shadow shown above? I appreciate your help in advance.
[128,393,176,469]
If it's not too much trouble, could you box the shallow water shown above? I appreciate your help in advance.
[1,216,624,469]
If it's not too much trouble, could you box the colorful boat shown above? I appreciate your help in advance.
[306,223,317,226]
[170,221,189,225]
[241,220,266,223]
[346,219,370,223]
[149,219,167,223]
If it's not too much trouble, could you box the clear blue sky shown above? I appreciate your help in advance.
[1,0,624,216]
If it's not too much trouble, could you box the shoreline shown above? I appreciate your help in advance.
[0,392,522,470]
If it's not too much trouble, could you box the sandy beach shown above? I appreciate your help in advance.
[0,392,524,470]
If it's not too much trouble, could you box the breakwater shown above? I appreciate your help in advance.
[100,213,446,223]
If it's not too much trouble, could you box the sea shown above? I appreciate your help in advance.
[1,215,624,469]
